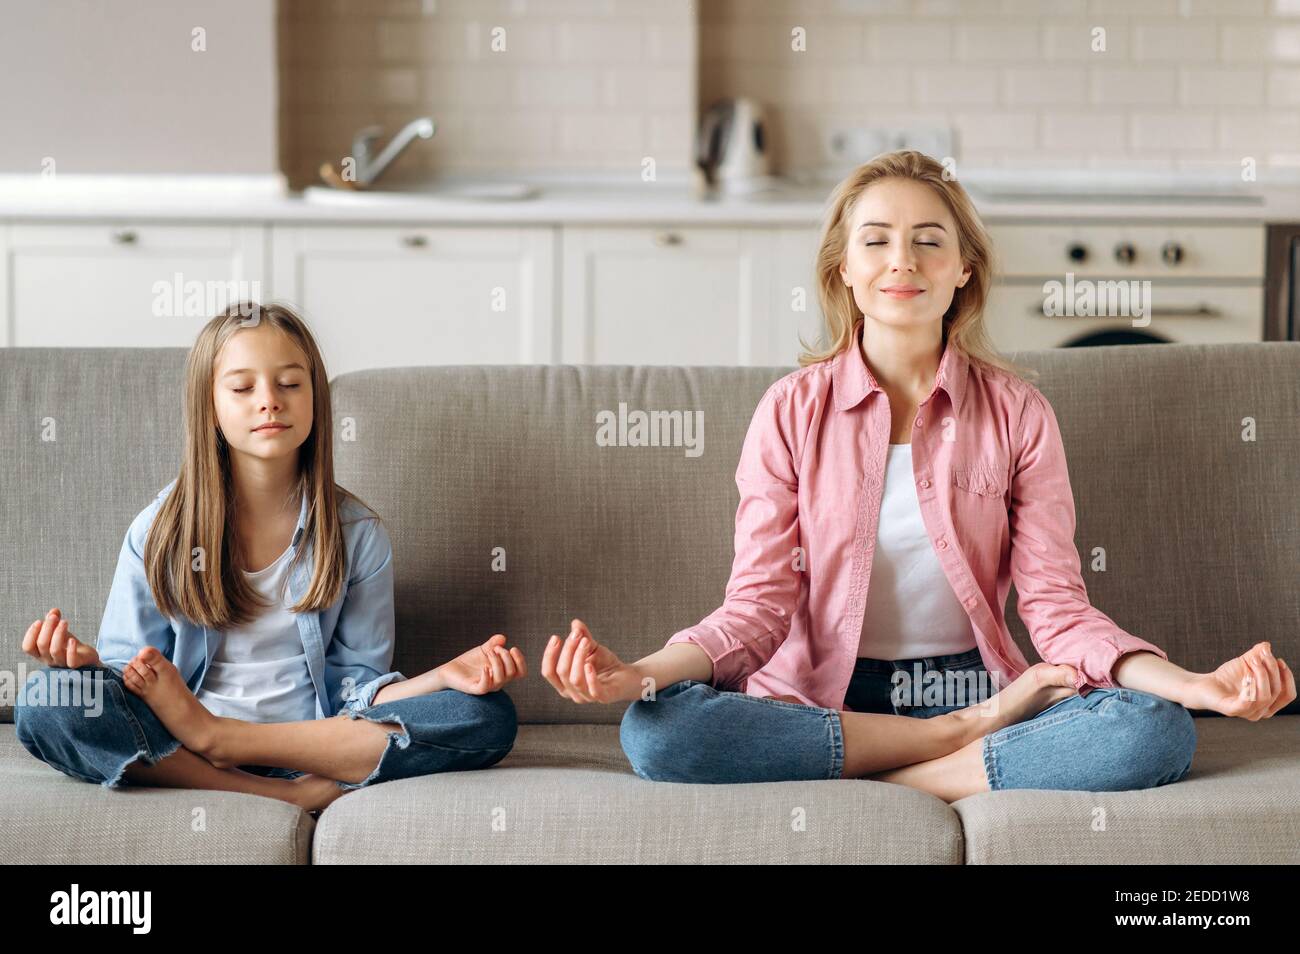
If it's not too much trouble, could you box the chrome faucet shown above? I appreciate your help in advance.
[350,117,436,186]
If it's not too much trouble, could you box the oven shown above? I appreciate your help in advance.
[984,222,1266,349]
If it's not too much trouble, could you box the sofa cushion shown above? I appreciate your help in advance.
[310,723,965,864]
[0,725,313,864]
[954,713,1300,863]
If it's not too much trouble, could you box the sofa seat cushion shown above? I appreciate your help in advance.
[954,714,1300,864]
[312,724,965,864]
[0,726,313,864]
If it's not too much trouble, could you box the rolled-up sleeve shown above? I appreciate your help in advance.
[325,517,406,715]
[1009,386,1169,692]
[665,382,802,691]
[96,502,177,673]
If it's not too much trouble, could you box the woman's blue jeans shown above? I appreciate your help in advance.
[14,665,518,792]
[620,647,1198,791]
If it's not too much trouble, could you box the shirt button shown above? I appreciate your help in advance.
[965,597,978,608]
[919,479,930,489]
[913,418,921,427]
[937,539,948,550]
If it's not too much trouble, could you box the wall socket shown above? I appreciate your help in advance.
[826,125,955,165]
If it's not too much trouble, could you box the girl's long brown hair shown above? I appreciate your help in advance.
[145,301,372,629]
[798,149,1038,384]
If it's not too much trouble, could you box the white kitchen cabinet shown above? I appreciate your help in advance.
[766,227,825,368]
[270,225,556,376]
[560,226,778,365]
[0,223,266,347]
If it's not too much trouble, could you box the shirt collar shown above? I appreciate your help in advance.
[832,322,968,416]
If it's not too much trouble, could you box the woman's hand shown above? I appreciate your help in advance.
[21,608,101,669]
[541,619,645,704]
[436,633,526,695]
[1181,641,1295,719]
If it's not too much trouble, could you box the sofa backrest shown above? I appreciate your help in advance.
[1,348,189,722]
[3,343,1298,724]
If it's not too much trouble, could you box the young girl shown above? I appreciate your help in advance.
[540,150,1294,801]
[16,302,525,814]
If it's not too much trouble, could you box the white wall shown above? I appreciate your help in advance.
[0,0,277,174]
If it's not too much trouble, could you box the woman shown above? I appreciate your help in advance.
[16,302,525,813]
[540,150,1295,801]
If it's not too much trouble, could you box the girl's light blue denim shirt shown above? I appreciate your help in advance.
[95,480,406,718]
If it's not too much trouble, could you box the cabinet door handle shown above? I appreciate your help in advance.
[653,231,683,247]
[402,234,428,248]
[111,229,138,245]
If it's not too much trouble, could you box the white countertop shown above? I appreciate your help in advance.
[2,171,1298,224]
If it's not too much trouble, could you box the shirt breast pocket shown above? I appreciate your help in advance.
[951,465,1008,500]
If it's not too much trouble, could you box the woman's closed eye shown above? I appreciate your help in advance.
[233,383,300,393]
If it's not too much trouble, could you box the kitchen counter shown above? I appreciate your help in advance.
[3,172,1299,224]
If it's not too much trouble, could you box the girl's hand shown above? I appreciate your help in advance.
[21,608,102,669]
[1182,641,1295,719]
[436,633,526,695]
[541,619,644,705]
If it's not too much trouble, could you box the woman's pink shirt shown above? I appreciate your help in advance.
[666,332,1168,708]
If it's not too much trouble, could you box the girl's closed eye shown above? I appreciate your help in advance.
[233,383,300,392]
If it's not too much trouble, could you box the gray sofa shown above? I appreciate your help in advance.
[2,342,1298,864]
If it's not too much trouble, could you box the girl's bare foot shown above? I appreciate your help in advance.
[121,647,233,768]
[956,662,1079,739]
[290,773,347,813]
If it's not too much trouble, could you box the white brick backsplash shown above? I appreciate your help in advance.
[646,23,696,65]
[647,114,694,162]
[869,22,953,61]
[1041,112,1129,154]
[1003,68,1088,104]
[1179,68,1265,106]
[1043,21,1130,60]
[1218,113,1300,152]
[1132,22,1218,62]
[1270,68,1300,104]
[1130,112,1215,151]
[602,68,694,110]
[279,0,1300,186]
[426,67,515,106]
[557,22,645,63]
[826,67,910,105]
[1089,0,1178,14]
[473,110,555,156]
[1179,0,1267,13]
[1090,67,1177,104]
[559,113,645,155]
[915,68,999,105]
[513,68,602,108]
[951,111,1038,151]
[956,24,1043,62]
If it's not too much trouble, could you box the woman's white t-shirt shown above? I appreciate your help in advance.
[857,442,979,661]
[195,543,319,723]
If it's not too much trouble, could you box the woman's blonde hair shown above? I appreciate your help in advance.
[798,149,1037,384]
[145,301,374,629]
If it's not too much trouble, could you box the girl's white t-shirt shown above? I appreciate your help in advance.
[195,543,319,724]
[858,442,979,661]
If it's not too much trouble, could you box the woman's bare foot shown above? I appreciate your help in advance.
[121,646,233,768]
[290,773,347,813]
[956,662,1079,739]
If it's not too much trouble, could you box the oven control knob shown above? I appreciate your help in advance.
[1066,242,1088,263]
[1114,242,1136,265]
[1161,241,1185,266]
